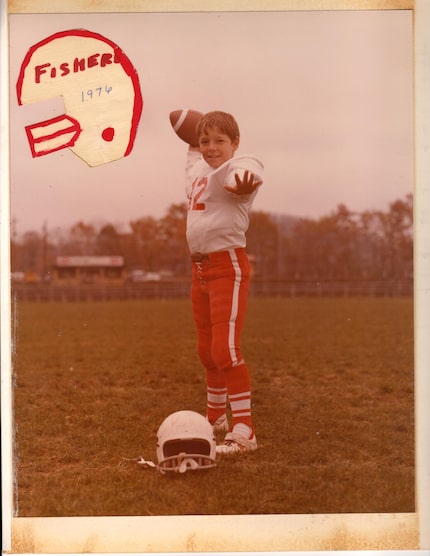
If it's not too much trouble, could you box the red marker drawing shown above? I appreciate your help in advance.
[17,29,143,167]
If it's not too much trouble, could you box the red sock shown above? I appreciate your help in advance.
[225,363,253,428]
[206,370,227,423]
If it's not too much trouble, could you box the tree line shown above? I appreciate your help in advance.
[11,194,413,282]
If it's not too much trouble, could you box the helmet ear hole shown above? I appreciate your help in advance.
[156,410,217,473]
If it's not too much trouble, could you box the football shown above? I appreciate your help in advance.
[169,109,203,147]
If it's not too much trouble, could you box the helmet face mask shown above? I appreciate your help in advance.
[156,411,216,474]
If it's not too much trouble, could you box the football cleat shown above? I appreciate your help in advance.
[216,431,258,455]
[210,414,229,433]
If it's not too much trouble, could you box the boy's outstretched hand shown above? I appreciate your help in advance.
[225,170,263,195]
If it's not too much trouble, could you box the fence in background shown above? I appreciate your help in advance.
[11,279,413,302]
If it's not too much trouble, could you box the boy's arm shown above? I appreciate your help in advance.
[224,170,263,195]
[185,146,202,198]
[185,145,202,173]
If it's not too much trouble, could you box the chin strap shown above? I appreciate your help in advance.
[136,457,157,469]
[119,454,214,474]
[119,456,157,469]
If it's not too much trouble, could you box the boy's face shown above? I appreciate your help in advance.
[198,126,239,168]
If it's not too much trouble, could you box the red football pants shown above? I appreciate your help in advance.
[191,247,253,428]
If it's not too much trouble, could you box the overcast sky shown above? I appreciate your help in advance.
[8,9,414,236]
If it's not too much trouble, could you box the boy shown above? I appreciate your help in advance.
[185,110,263,454]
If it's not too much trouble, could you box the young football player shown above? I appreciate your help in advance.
[185,110,263,454]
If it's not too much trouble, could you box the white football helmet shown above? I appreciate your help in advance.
[156,410,216,474]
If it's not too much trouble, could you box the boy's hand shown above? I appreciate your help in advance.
[224,170,263,195]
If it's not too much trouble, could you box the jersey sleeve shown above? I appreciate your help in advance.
[185,150,204,199]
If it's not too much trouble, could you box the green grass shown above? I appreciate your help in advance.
[12,297,415,516]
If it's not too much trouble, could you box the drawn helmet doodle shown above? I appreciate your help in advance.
[16,29,143,167]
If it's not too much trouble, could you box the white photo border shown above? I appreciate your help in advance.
[1,0,429,553]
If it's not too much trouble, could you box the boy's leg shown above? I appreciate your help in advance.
[208,250,254,432]
[191,265,227,424]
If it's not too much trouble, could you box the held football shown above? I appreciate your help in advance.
[169,109,203,147]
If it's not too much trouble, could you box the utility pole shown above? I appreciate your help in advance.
[42,221,48,281]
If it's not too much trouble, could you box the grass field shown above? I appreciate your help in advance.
[12,296,414,517]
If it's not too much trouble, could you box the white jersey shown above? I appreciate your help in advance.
[185,151,264,254]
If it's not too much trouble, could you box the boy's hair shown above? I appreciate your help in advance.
[196,111,240,142]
